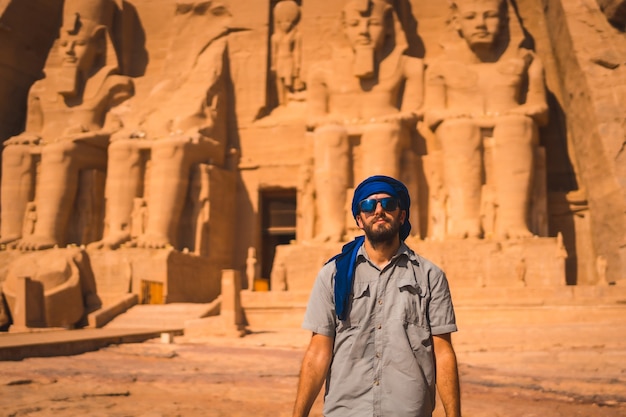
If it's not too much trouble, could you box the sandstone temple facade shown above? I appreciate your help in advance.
[0,0,624,330]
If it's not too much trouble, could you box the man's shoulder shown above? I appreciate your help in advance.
[400,242,444,274]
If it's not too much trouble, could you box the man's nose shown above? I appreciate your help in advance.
[374,201,385,214]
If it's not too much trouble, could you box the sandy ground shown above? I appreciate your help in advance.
[1,322,625,417]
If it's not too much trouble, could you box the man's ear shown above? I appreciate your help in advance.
[356,214,364,230]
[400,210,407,225]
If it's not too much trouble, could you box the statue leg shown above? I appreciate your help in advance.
[492,115,536,239]
[437,119,483,238]
[359,121,404,182]
[19,141,107,250]
[137,138,188,248]
[90,139,145,249]
[313,124,350,242]
[0,145,36,245]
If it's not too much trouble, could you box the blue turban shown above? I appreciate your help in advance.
[329,175,411,320]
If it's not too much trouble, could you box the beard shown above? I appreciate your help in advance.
[363,214,401,245]
[353,45,375,78]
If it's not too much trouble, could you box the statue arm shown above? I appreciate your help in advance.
[294,31,303,76]
[306,66,336,129]
[24,87,44,134]
[523,54,549,126]
[6,83,45,145]
[505,52,549,126]
[400,56,425,121]
[423,62,450,130]
[271,34,279,72]
[424,60,477,130]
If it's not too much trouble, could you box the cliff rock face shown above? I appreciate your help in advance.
[0,0,624,329]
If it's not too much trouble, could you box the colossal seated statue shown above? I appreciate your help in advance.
[0,0,133,250]
[307,0,423,242]
[90,0,235,252]
[424,0,548,239]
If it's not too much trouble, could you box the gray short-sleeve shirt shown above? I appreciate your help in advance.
[302,242,457,417]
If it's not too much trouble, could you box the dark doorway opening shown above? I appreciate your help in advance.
[260,189,297,288]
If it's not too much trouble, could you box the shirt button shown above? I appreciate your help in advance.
[374,380,380,386]
[378,299,383,305]
[377,324,382,330]
[376,352,381,358]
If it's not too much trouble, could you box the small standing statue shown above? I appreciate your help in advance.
[271,0,303,106]
[246,246,258,290]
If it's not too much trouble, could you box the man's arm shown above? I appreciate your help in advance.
[433,333,461,417]
[292,332,334,417]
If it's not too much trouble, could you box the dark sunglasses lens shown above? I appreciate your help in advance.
[381,198,398,211]
[359,199,377,213]
[359,198,399,213]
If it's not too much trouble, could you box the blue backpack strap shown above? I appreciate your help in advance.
[327,236,365,321]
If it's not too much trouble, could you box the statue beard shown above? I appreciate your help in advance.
[353,45,375,79]
[55,65,82,97]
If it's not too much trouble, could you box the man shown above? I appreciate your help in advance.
[307,0,423,242]
[292,175,461,417]
[0,0,133,250]
[424,0,548,239]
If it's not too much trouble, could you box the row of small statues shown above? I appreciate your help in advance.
[0,0,549,254]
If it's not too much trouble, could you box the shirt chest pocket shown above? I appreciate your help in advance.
[391,280,428,328]
[339,281,371,330]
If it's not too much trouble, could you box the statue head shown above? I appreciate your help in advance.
[274,0,300,34]
[451,0,507,51]
[55,0,118,96]
[341,0,394,78]
[342,0,393,52]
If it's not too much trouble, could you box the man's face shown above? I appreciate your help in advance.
[454,0,503,48]
[342,1,389,52]
[356,193,406,244]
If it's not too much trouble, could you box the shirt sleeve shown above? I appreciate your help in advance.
[427,267,458,336]
[301,262,337,338]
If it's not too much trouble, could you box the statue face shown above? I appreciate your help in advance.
[59,28,100,73]
[276,15,296,33]
[342,1,389,52]
[454,0,503,48]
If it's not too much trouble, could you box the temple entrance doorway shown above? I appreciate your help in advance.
[260,189,297,289]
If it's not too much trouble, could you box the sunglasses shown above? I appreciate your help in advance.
[358,197,399,214]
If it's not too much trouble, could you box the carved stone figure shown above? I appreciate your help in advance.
[246,246,257,290]
[307,0,424,242]
[424,0,548,239]
[0,0,133,250]
[90,1,234,251]
[271,0,303,106]
[2,247,101,329]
